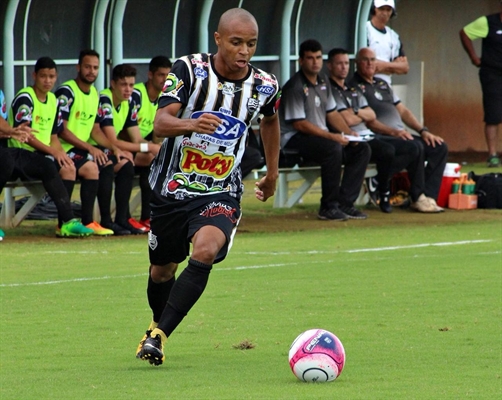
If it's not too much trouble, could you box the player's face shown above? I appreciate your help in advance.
[111,76,135,101]
[78,55,99,85]
[356,50,377,79]
[33,68,57,94]
[149,67,171,93]
[214,18,258,79]
[328,54,350,80]
[374,6,393,24]
[299,51,323,77]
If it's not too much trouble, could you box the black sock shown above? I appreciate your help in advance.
[58,180,76,227]
[80,179,99,225]
[97,164,114,225]
[138,166,151,221]
[114,161,134,224]
[157,259,212,337]
[44,176,74,227]
[147,274,176,322]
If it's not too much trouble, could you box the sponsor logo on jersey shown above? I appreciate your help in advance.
[163,73,184,100]
[15,105,32,122]
[98,103,113,118]
[131,103,140,121]
[181,147,234,179]
[194,67,208,79]
[34,115,52,125]
[191,58,210,68]
[200,202,237,223]
[74,111,94,121]
[218,107,232,115]
[218,82,242,96]
[191,111,246,140]
[253,73,277,85]
[256,85,275,96]
[58,95,72,112]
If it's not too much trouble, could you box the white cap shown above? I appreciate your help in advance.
[374,0,395,10]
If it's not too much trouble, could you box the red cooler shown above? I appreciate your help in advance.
[437,163,461,207]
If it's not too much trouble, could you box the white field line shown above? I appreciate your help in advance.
[0,240,497,288]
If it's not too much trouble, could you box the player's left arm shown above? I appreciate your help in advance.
[255,112,280,202]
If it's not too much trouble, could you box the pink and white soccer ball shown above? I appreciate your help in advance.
[288,328,345,382]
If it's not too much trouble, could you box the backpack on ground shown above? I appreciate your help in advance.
[469,172,502,209]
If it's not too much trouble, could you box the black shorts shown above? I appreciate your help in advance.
[148,192,241,266]
[2,148,59,181]
[479,67,502,125]
[67,147,117,171]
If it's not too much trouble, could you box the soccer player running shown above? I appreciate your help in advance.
[136,8,281,366]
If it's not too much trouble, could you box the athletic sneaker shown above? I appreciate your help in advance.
[128,217,149,233]
[139,219,150,230]
[101,222,131,236]
[0,228,4,241]
[136,329,152,358]
[85,221,114,236]
[365,177,379,206]
[317,207,348,221]
[410,194,441,213]
[56,219,94,238]
[487,154,500,168]
[339,205,368,220]
[379,191,392,213]
[114,220,143,235]
[138,333,165,366]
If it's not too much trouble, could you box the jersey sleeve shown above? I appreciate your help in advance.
[463,16,489,40]
[10,93,34,127]
[98,93,114,128]
[158,58,192,109]
[259,79,281,117]
[332,87,348,112]
[282,81,307,123]
[123,99,139,129]
[53,103,63,136]
[0,90,7,119]
[325,83,337,114]
[55,85,75,121]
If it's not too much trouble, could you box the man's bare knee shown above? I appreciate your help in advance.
[150,263,178,283]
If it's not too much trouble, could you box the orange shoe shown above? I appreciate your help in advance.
[128,217,149,233]
[85,221,114,236]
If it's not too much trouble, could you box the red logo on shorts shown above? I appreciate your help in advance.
[200,202,237,223]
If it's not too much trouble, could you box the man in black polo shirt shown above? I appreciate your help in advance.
[280,39,371,221]
[350,48,447,213]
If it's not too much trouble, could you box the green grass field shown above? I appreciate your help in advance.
[1,211,501,398]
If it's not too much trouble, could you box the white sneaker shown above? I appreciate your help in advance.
[410,194,440,213]
[427,197,444,212]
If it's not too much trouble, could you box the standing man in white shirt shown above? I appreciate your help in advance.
[366,0,409,85]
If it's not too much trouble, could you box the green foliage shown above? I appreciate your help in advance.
[1,218,501,399]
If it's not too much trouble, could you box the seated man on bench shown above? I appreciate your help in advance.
[279,39,371,221]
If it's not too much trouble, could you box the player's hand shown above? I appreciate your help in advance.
[54,151,74,168]
[392,129,414,140]
[421,131,444,148]
[254,175,276,202]
[89,146,108,166]
[11,122,36,143]
[115,148,134,164]
[194,113,223,135]
[333,133,349,146]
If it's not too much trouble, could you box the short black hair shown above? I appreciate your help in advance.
[78,49,100,65]
[112,64,137,81]
[149,56,172,72]
[35,57,56,72]
[299,39,323,58]
[327,48,349,62]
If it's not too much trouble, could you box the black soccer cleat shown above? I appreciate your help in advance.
[138,333,165,366]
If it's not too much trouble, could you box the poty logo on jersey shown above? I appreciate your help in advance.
[194,67,208,79]
[75,111,94,121]
[256,85,275,96]
[200,202,237,223]
[181,147,234,179]
[15,105,32,122]
[35,115,52,125]
[191,111,246,140]
[98,103,113,118]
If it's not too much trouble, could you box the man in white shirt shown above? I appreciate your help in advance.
[366,0,409,85]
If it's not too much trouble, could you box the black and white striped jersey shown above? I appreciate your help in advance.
[150,53,280,201]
